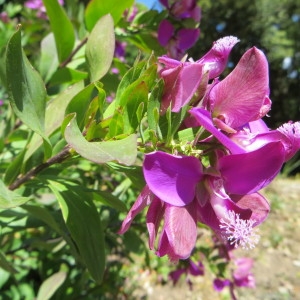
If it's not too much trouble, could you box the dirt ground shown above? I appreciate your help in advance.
[128,177,300,300]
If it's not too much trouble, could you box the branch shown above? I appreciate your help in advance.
[8,145,72,191]
[59,37,88,68]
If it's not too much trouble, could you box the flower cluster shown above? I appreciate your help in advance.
[119,35,300,264]
[158,0,201,59]
[25,0,64,18]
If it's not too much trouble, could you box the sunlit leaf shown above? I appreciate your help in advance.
[85,0,134,31]
[36,271,67,300]
[39,33,59,83]
[85,14,115,82]
[42,0,75,63]
[0,180,30,209]
[64,114,137,165]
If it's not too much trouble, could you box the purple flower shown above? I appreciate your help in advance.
[233,257,255,288]
[159,0,201,22]
[157,20,200,60]
[158,36,239,113]
[119,149,273,260]
[25,0,64,18]
[169,259,204,288]
[213,278,231,292]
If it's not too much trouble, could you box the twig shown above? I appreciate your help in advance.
[8,145,72,191]
[59,37,88,68]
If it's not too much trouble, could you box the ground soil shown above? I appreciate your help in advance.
[127,177,300,300]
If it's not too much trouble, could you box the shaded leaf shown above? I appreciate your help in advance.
[93,191,127,212]
[48,180,105,283]
[85,14,115,82]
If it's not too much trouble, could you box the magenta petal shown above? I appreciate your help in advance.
[118,185,152,234]
[164,203,198,259]
[210,47,270,128]
[158,20,174,46]
[233,258,255,288]
[143,151,203,206]
[213,278,231,292]
[219,142,285,194]
[188,260,205,276]
[189,107,245,154]
[146,197,165,249]
[177,28,200,51]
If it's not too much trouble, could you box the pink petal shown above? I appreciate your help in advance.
[198,36,239,79]
[118,185,152,234]
[231,192,270,225]
[146,197,165,249]
[164,203,198,260]
[210,47,270,128]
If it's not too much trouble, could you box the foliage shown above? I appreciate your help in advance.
[0,0,299,299]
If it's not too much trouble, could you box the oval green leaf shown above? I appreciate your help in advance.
[64,114,137,166]
[85,14,115,82]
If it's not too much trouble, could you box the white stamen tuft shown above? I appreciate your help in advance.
[219,210,260,250]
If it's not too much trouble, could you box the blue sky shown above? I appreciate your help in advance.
[137,0,161,9]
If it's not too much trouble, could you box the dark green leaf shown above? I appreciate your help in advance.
[6,26,51,151]
[92,191,127,212]
[48,180,106,283]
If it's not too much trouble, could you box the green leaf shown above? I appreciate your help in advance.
[49,68,88,86]
[65,83,96,129]
[92,191,127,212]
[42,0,75,63]
[85,14,115,82]
[85,0,134,31]
[36,271,67,300]
[23,205,61,233]
[4,148,26,185]
[107,163,145,190]
[0,180,30,209]
[0,251,17,274]
[24,81,84,162]
[39,33,59,83]
[6,26,51,151]
[64,114,137,165]
[48,180,106,283]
